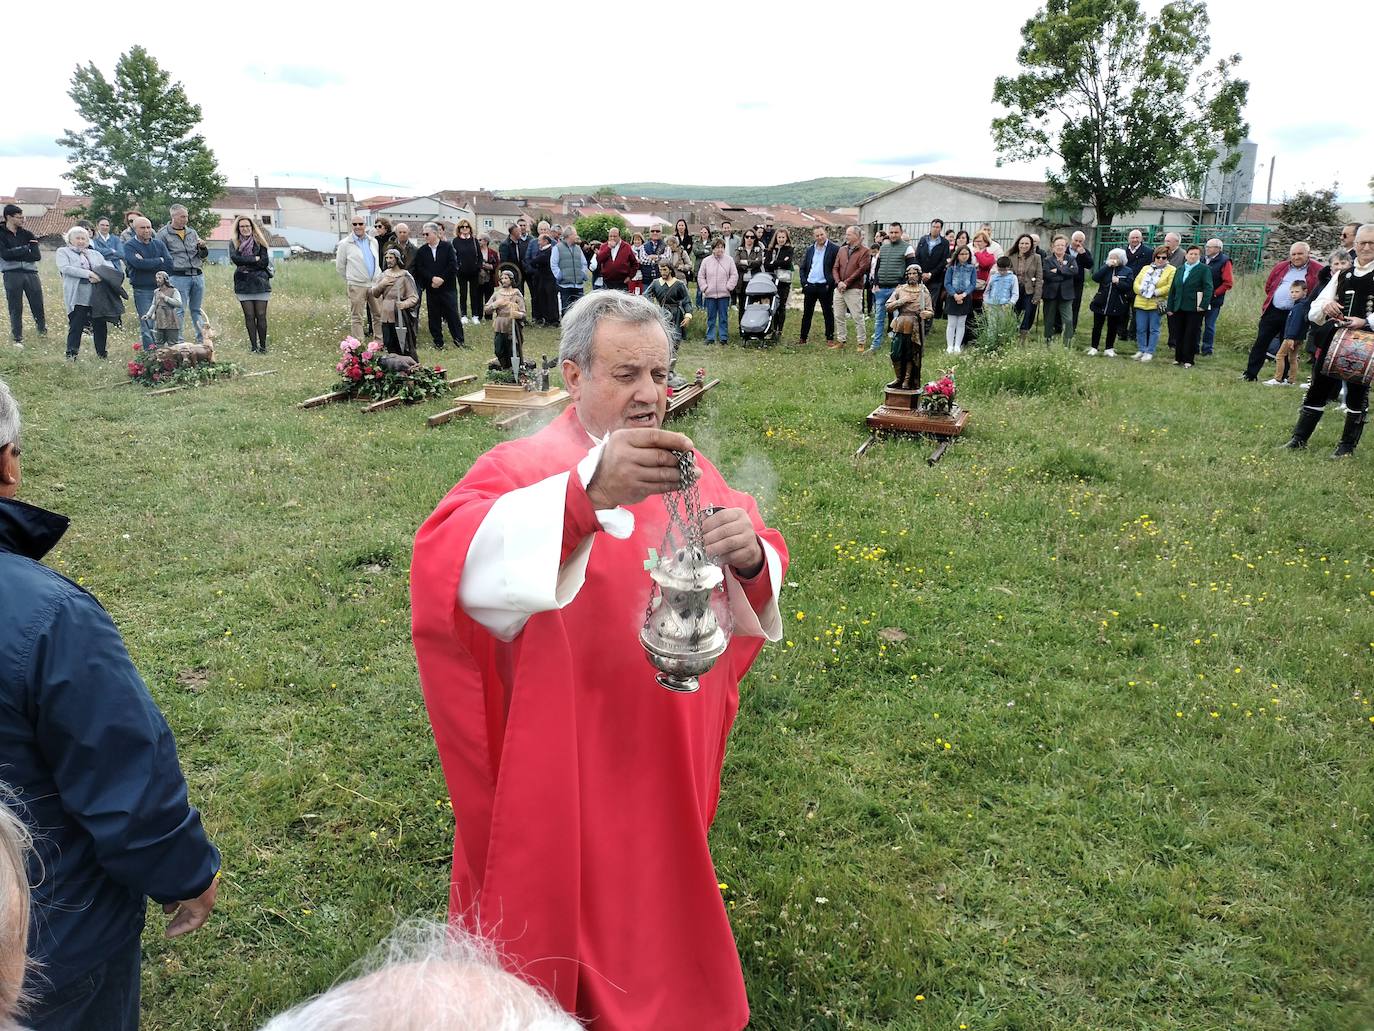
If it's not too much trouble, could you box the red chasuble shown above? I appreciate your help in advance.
[411,406,787,1030]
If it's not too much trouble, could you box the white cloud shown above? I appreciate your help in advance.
[0,0,1368,206]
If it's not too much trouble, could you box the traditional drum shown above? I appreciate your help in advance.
[1321,327,1374,385]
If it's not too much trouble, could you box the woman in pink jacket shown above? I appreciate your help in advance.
[696,238,739,344]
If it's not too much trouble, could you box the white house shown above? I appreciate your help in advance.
[211,186,353,241]
[369,195,475,233]
[858,175,1203,246]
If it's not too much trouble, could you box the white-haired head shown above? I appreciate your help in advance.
[258,920,579,1031]
[0,379,18,454]
[1107,247,1127,265]
[558,289,671,372]
[0,784,35,1023]
[64,226,90,245]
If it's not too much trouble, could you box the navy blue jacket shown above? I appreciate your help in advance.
[1283,298,1311,341]
[0,497,219,992]
[915,234,949,280]
[799,241,840,289]
[122,236,173,289]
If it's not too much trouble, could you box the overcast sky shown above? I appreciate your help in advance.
[2,0,1369,206]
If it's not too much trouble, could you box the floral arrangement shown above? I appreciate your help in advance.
[334,338,450,403]
[917,375,957,415]
[127,342,240,388]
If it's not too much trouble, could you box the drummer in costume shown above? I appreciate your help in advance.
[1283,224,1374,457]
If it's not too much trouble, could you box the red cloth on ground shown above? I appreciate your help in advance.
[411,406,787,1030]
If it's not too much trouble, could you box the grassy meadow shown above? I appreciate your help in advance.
[3,259,1372,1030]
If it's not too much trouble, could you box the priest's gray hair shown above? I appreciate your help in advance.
[0,379,19,452]
[257,919,579,1031]
[558,289,672,371]
[1,782,35,1022]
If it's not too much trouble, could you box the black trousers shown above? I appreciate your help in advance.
[1304,344,1370,412]
[424,286,463,347]
[1172,310,1204,364]
[538,274,560,326]
[4,268,46,339]
[798,283,834,341]
[457,271,482,317]
[773,282,791,336]
[1089,311,1119,351]
[1244,306,1289,379]
[65,305,107,357]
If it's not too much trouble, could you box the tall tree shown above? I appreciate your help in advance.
[58,46,226,232]
[1270,186,1344,256]
[991,0,1248,226]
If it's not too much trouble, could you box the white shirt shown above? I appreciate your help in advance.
[1310,260,1374,330]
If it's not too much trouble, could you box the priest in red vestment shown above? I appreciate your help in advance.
[411,290,788,1030]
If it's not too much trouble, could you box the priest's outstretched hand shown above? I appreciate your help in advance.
[703,508,764,578]
[586,427,694,509]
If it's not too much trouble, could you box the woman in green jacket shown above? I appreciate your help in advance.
[1166,243,1213,367]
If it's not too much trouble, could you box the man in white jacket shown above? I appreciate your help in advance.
[336,216,381,340]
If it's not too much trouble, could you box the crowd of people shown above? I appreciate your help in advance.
[2,202,1373,1031]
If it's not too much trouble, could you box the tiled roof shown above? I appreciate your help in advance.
[15,187,60,204]
[213,186,353,211]
[862,174,1199,213]
[0,192,93,239]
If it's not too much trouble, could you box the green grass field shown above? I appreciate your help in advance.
[3,261,1371,1030]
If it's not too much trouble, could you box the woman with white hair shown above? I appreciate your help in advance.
[1084,248,1135,357]
[54,225,113,360]
[1,785,33,1031]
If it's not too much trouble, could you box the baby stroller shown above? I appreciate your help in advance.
[739,272,780,344]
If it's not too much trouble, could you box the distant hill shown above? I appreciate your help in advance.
[508,177,894,209]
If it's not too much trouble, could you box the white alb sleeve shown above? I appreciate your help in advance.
[457,441,635,641]
[724,538,784,642]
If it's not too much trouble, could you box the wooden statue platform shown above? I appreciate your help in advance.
[866,387,969,436]
[859,386,969,464]
[665,378,720,421]
[454,381,571,418]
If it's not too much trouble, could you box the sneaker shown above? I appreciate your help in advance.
[1104,348,1117,357]
[461,316,471,325]
[1263,378,1281,386]
[1131,352,1143,361]
[10,342,21,351]
[1182,363,1192,368]
[1086,347,1098,356]
[1298,381,1311,389]
[1140,353,1153,362]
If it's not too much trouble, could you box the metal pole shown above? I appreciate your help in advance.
[253,175,260,224]
[1265,158,1276,206]
[345,177,352,237]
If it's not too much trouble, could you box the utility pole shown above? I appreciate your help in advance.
[344,177,352,238]
[1265,158,1276,206]
[253,175,260,224]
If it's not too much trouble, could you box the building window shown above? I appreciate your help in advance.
[327,196,336,205]
[483,219,493,228]
[260,215,272,226]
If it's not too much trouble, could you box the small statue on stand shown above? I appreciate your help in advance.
[529,354,557,393]
[883,265,933,391]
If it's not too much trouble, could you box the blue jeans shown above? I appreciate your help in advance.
[133,287,157,345]
[1201,303,1222,354]
[169,273,205,341]
[1136,309,1161,355]
[704,296,730,341]
[871,287,895,348]
[27,935,141,1031]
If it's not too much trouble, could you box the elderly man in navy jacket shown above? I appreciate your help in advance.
[0,378,219,1030]
[798,225,841,348]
